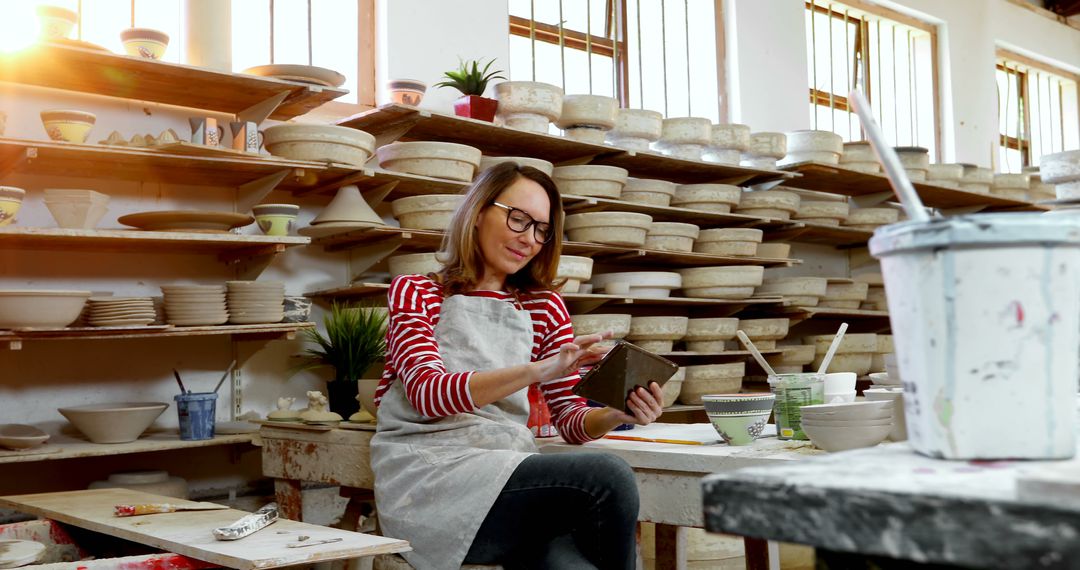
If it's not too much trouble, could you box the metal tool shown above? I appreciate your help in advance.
[213,502,278,541]
[286,537,344,548]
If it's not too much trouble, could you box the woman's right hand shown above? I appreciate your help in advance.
[535,331,613,382]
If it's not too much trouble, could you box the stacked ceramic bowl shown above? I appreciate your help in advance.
[678,362,746,405]
[703,123,750,165]
[589,271,681,298]
[565,212,653,247]
[765,344,817,374]
[225,281,284,324]
[959,164,993,194]
[85,296,156,327]
[44,189,109,229]
[872,334,894,373]
[678,266,764,300]
[792,199,849,226]
[820,280,869,309]
[645,222,700,252]
[556,255,594,293]
[734,190,800,220]
[843,207,899,231]
[756,276,828,307]
[552,165,628,199]
[694,228,762,256]
[1041,150,1080,200]
[161,284,228,326]
[556,94,618,144]
[606,109,663,151]
[738,318,789,350]
[926,164,964,188]
[863,387,907,441]
[626,316,688,352]
[805,333,877,375]
[799,401,893,452]
[855,272,887,311]
[655,117,711,160]
[377,141,483,182]
[894,147,929,181]
[683,317,738,352]
[623,178,678,207]
[741,132,786,169]
[840,141,880,173]
[388,252,443,278]
[671,184,743,213]
[781,130,843,165]
[571,313,632,348]
[991,173,1030,201]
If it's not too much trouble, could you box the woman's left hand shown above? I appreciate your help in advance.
[613,382,665,426]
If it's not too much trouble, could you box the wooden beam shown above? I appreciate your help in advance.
[509,15,617,57]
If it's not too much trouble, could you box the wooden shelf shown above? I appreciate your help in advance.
[0,429,254,465]
[292,167,468,198]
[0,42,346,120]
[781,306,890,320]
[337,104,795,186]
[0,138,331,188]
[308,225,796,268]
[561,195,796,231]
[0,323,315,349]
[765,222,873,247]
[659,349,782,360]
[779,162,1041,211]
[0,227,309,256]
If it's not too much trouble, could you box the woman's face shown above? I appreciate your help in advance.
[475,176,551,288]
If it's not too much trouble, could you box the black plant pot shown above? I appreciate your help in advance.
[327,380,361,418]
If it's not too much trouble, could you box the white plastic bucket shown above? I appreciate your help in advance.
[870,214,1080,459]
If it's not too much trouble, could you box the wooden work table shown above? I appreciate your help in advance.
[0,488,409,569]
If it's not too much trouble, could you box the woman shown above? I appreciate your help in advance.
[371,161,666,569]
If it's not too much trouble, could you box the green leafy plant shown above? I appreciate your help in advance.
[434,58,506,97]
[293,302,388,383]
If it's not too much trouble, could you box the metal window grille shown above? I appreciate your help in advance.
[508,0,720,122]
[805,0,939,159]
[996,52,1080,173]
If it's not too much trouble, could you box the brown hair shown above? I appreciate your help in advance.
[437,161,564,296]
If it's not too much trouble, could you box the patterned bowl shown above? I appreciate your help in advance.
[702,393,776,446]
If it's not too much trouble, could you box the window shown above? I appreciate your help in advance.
[508,0,720,122]
[805,0,939,160]
[996,50,1080,173]
[231,0,375,109]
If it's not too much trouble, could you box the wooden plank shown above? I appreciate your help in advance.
[0,138,329,188]
[561,195,795,230]
[0,227,308,255]
[0,489,408,570]
[0,430,252,465]
[260,426,376,489]
[0,43,345,120]
[781,306,890,319]
[764,222,872,247]
[0,323,314,344]
[590,150,795,185]
[779,162,1041,210]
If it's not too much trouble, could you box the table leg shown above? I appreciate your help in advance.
[337,488,375,532]
[655,524,688,570]
[274,478,303,521]
[744,536,770,570]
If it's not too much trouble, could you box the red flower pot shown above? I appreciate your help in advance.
[453,95,498,122]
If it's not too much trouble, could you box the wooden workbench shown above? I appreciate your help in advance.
[0,488,409,570]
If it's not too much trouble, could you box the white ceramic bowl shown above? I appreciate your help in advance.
[671,184,743,213]
[802,422,891,452]
[0,424,49,450]
[623,178,678,207]
[262,124,375,167]
[684,318,739,341]
[390,195,465,230]
[607,109,664,142]
[377,141,482,182]
[564,212,653,246]
[478,156,555,177]
[645,222,700,252]
[0,290,91,328]
[58,402,169,444]
[571,313,632,338]
[552,165,629,199]
[556,95,618,129]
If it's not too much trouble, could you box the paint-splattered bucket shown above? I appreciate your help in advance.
[175,392,217,441]
[870,214,1080,459]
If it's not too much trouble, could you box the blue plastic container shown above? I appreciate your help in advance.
[175,392,217,441]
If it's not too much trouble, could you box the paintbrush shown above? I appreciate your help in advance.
[213,359,237,394]
[114,503,228,517]
[172,369,188,394]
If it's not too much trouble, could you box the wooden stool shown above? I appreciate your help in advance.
[372,553,502,570]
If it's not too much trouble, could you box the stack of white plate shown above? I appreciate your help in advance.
[226,281,284,324]
[161,285,228,326]
[86,297,156,327]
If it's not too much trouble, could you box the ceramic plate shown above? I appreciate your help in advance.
[119,211,254,233]
[242,64,347,88]
[0,539,46,568]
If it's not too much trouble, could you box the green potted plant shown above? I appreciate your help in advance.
[293,302,387,417]
[435,57,505,122]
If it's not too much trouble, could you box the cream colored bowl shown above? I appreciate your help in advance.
[0,290,91,328]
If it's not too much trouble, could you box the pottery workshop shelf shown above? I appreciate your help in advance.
[660,349,783,361]
[292,166,469,199]
[764,222,873,247]
[0,227,309,257]
[337,104,795,186]
[0,42,346,120]
[308,225,796,269]
[0,323,315,350]
[0,431,254,465]
[561,195,796,231]
[778,306,891,324]
[779,161,1041,211]
[0,138,332,189]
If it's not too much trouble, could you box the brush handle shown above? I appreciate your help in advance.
[736,330,777,377]
[172,369,187,394]
[213,359,237,394]
[817,323,850,375]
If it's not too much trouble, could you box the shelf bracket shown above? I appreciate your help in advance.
[850,191,894,208]
[360,181,399,208]
[222,244,286,280]
[347,236,404,282]
[237,169,293,212]
[237,91,292,125]
[0,148,36,179]
[372,118,423,149]
[746,178,785,192]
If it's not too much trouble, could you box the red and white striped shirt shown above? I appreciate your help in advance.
[376,274,596,444]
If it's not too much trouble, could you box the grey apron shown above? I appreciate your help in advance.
[371,293,540,570]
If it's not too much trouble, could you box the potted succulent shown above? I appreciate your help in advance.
[293,302,388,418]
[435,57,505,122]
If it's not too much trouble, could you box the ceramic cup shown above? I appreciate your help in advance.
[252,203,300,236]
[120,28,170,59]
[387,79,427,106]
[38,5,77,39]
[0,186,26,227]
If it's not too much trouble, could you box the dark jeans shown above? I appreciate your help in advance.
[464,452,639,570]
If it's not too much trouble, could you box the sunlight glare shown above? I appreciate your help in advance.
[0,4,41,53]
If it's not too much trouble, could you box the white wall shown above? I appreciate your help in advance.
[375,0,510,109]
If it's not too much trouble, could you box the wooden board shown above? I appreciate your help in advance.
[0,43,346,120]
[0,430,253,465]
[780,161,1041,211]
[153,142,267,159]
[0,445,61,459]
[560,195,793,231]
[0,323,314,345]
[0,489,409,569]
[0,227,308,255]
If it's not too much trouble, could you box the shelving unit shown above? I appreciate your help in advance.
[0,227,309,257]
[560,195,795,231]
[764,222,874,247]
[0,323,315,350]
[0,430,255,465]
[337,104,797,186]
[0,42,346,120]
[779,161,1042,212]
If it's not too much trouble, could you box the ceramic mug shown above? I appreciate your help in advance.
[252,203,300,236]
[229,121,264,153]
[189,117,224,147]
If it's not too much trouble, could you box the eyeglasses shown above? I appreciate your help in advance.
[490,201,554,244]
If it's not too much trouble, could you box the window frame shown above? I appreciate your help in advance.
[805,0,941,160]
[996,47,1080,170]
